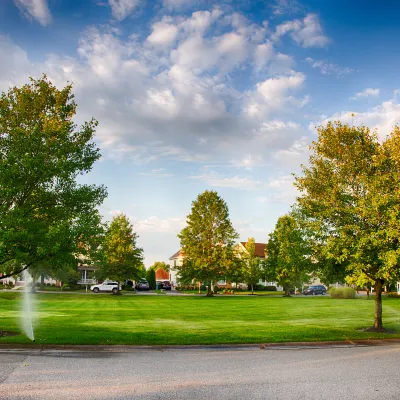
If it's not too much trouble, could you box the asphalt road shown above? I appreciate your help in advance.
[1,344,400,400]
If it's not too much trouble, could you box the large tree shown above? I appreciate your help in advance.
[0,76,107,278]
[242,238,262,294]
[265,213,311,296]
[97,214,143,292]
[177,190,238,296]
[295,122,400,331]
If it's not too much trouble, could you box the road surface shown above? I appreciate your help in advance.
[1,344,400,399]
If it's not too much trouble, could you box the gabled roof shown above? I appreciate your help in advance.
[155,268,169,280]
[240,242,266,258]
[169,250,183,260]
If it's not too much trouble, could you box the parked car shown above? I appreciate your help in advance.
[90,281,120,294]
[303,285,326,295]
[159,281,172,290]
[136,280,150,291]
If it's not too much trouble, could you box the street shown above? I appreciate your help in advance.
[1,344,400,399]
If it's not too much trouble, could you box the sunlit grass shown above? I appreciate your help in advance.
[1,292,400,345]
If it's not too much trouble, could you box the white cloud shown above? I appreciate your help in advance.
[273,14,330,48]
[163,0,197,10]
[257,175,299,205]
[137,168,173,177]
[190,172,265,190]
[0,9,310,170]
[147,18,179,46]
[108,0,141,20]
[134,215,186,233]
[271,0,303,16]
[350,88,380,100]
[305,57,354,76]
[13,0,52,26]
[309,99,400,142]
[244,73,305,118]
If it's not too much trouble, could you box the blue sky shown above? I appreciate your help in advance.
[1,0,400,266]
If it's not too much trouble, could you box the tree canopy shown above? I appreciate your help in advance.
[177,190,238,296]
[241,238,263,294]
[97,214,143,289]
[0,76,106,278]
[265,213,311,296]
[295,121,400,330]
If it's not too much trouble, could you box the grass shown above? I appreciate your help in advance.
[1,292,400,345]
[177,290,285,295]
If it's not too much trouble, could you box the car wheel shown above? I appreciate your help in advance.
[112,287,118,294]
[93,288,99,293]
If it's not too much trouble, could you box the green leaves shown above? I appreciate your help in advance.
[295,121,400,328]
[177,190,238,291]
[97,214,143,283]
[265,213,311,294]
[0,76,106,277]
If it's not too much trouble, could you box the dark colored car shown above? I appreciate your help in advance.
[161,281,172,290]
[303,285,326,295]
[136,280,150,291]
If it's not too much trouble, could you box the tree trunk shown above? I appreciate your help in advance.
[251,284,254,295]
[40,273,45,291]
[374,279,384,330]
[30,272,36,293]
[206,284,213,297]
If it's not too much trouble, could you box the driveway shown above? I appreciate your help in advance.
[1,344,400,399]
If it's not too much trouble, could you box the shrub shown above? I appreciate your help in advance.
[255,284,265,291]
[329,287,356,299]
[265,285,277,291]
[61,284,71,291]
[387,292,400,298]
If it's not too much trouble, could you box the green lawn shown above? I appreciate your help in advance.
[1,292,400,345]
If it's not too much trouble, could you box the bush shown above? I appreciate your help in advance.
[61,284,71,291]
[264,285,277,291]
[329,287,356,299]
[387,292,400,298]
[255,284,265,291]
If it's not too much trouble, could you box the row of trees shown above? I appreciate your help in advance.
[177,122,400,332]
[2,76,399,330]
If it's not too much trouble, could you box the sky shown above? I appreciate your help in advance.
[1,0,400,267]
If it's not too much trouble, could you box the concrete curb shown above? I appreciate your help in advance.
[1,339,400,353]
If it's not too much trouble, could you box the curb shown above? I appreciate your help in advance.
[1,339,400,353]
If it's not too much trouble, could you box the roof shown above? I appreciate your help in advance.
[240,242,266,258]
[169,250,183,260]
[155,268,169,280]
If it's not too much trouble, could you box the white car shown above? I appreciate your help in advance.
[90,281,120,293]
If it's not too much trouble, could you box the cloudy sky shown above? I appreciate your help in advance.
[1,0,400,266]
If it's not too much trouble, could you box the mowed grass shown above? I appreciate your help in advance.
[1,292,400,345]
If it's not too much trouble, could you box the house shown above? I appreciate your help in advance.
[233,241,282,290]
[167,250,182,286]
[168,242,282,290]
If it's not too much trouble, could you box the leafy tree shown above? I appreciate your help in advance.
[0,76,107,279]
[242,238,262,294]
[146,268,156,290]
[265,214,311,296]
[295,122,400,330]
[149,261,170,272]
[97,214,143,293]
[177,190,239,296]
[136,264,146,280]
